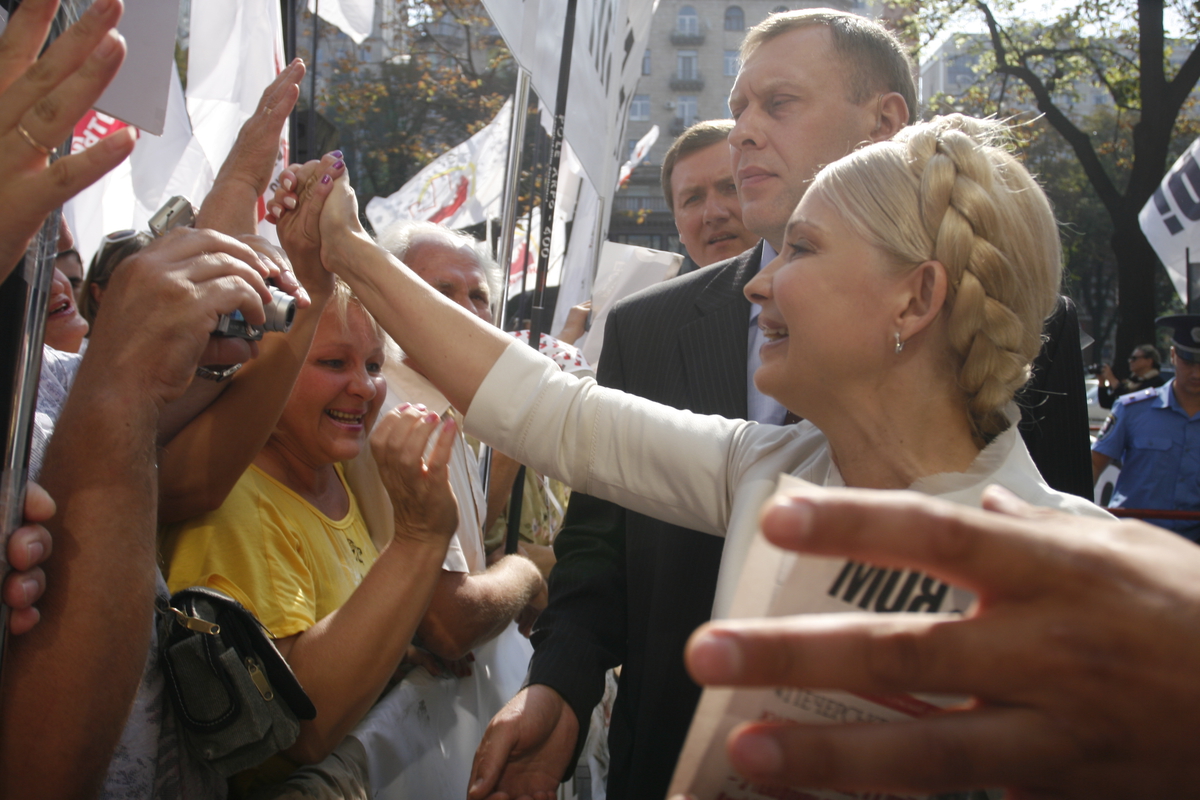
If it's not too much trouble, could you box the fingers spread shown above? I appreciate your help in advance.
[760,487,1068,600]
[22,124,135,214]
[0,0,123,135]
[686,612,1017,697]
[725,707,1075,795]
[0,0,58,97]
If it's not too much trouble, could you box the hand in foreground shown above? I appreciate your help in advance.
[682,484,1200,799]
[0,0,136,281]
[3,482,55,635]
[370,404,459,545]
[84,227,275,406]
[469,684,579,800]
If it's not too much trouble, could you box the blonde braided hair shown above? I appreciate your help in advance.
[811,115,1061,441]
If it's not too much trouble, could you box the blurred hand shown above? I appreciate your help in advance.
[0,0,136,281]
[3,482,55,635]
[85,227,275,407]
[1100,363,1118,387]
[469,684,579,800]
[683,484,1200,798]
[555,301,591,346]
[370,405,459,545]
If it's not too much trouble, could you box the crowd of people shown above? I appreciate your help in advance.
[5,1,1200,799]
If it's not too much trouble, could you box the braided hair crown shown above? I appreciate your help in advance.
[811,115,1062,441]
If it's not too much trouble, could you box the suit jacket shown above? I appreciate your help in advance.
[527,244,761,800]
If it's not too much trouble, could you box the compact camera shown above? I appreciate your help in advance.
[149,195,296,341]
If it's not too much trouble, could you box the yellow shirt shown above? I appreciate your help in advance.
[163,463,379,639]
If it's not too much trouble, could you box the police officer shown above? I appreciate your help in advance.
[1092,315,1200,540]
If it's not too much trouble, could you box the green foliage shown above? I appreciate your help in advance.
[301,0,514,206]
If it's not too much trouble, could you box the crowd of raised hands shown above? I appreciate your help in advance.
[7,0,1200,797]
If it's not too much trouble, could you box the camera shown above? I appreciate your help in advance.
[148,195,296,341]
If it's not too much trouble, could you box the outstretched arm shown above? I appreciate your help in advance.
[156,69,344,524]
[271,160,512,414]
[1,228,275,799]
[683,484,1199,799]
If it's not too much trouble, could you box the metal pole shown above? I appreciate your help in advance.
[285,0,299,154]
[505,0,579,555]
[494,71,532,330]
[1188,247,1195,314]
[307,0,320,162]
[480,71,532,523]
[0,0,78,693]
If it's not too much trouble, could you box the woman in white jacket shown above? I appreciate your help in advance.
[270,116,1105,619]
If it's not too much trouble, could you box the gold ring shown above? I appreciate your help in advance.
[16,122,57,158]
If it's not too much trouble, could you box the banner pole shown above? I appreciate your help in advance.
[505,0,579,555]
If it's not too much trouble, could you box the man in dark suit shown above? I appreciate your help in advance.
[468,12,915,800]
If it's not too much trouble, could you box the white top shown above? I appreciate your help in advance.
[465,342,1111,618]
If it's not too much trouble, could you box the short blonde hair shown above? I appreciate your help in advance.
[740,9,917,125]
[810,114,1061,441]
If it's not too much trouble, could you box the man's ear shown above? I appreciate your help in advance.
[871,92,908,143]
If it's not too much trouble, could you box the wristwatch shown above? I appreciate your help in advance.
[195,363,244,383]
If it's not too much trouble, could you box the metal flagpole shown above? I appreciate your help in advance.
[479,71,532,515]
[505,0,579,555]
[0,0,80,691]
[307,0,320,161]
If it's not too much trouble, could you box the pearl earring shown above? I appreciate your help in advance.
[895,332,905,354]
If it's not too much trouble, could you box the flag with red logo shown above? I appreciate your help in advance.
[365,99,513,234]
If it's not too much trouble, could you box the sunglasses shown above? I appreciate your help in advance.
[92,229,141,282]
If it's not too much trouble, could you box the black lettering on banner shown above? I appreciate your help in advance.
[828,561,949,613]
[1169,153,1200,223]
[1155,186,1184,235]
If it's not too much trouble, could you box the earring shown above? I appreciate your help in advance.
[895,332,905,354]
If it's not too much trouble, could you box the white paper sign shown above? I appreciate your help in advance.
[94,0,181,135]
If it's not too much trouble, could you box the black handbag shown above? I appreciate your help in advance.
[158,586,318,776]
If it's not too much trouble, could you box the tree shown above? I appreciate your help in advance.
[299,0,514,213]
[913,0,1200,371]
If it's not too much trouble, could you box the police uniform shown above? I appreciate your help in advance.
[1092,315,1200,540]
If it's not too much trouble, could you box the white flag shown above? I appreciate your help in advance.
[618,124,659,188]
[365,99,513,233]
[188,0,288,240]
[1140,135,1200,304]
[481,0,657,195]
[308,0,375,45]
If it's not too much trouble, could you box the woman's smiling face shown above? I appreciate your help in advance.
[273,301,386,467]
[743,190,903,416]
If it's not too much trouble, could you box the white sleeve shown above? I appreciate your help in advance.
[464,342,751,537]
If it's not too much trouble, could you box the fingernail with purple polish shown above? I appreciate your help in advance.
[321,174,331,185]
[330,150,343,158]
[333,160,345,171]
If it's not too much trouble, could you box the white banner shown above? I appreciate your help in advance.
[188,0,288,240]
[308,0,375,44]
[365,99,513,234]
[480,0,656,196]
[1139,135,1200,305]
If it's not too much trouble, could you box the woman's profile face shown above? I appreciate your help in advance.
[273,302,386,467]
[744,190,903,415]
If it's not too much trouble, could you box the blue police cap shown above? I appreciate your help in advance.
[1156,314,1200,362]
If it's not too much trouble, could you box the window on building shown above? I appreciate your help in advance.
[724,50,739,76]
[642,48,651,75]
[677,50,698,80]
[724,6,744,30]
[678,95,698,127]
[677,6,699,36]
[630,94,651,121]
